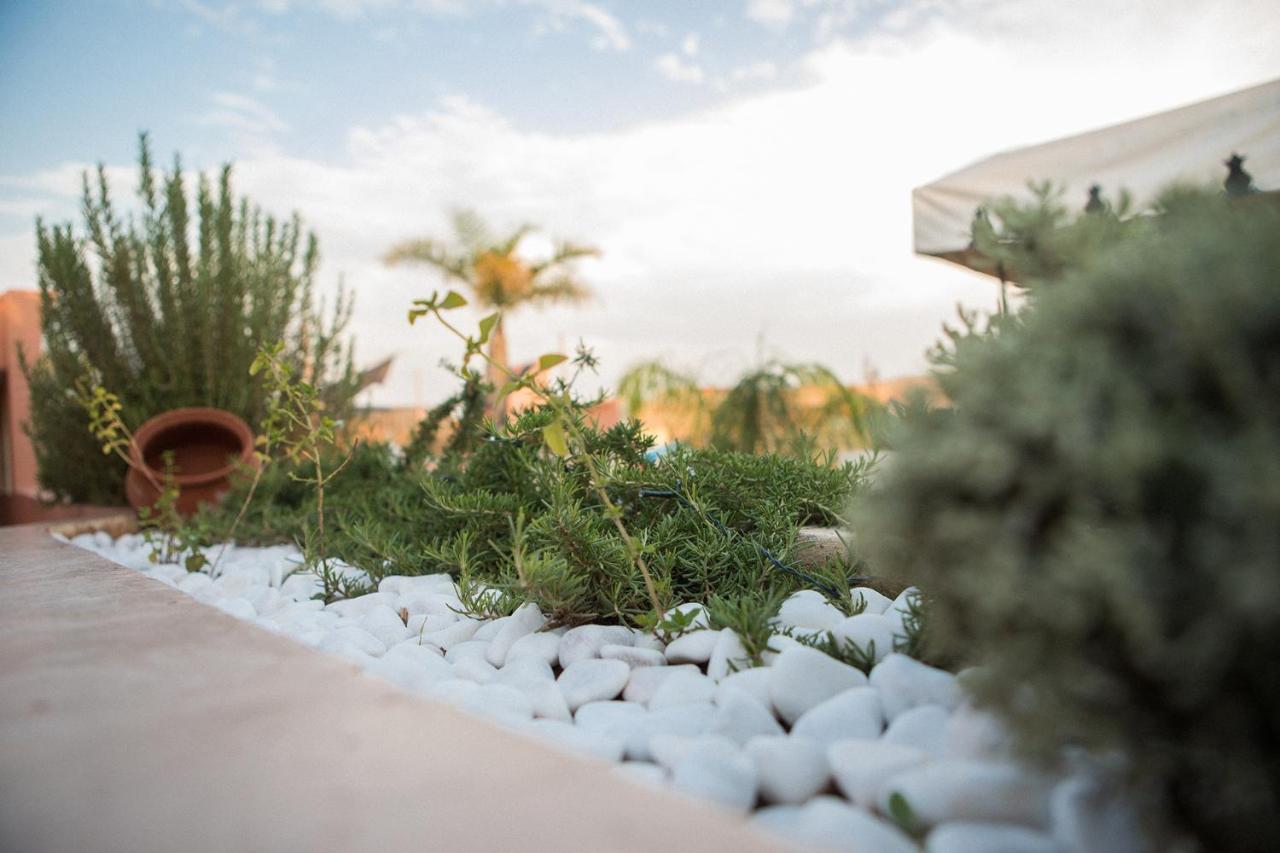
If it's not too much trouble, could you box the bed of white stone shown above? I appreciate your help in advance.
[65,531,1144,853]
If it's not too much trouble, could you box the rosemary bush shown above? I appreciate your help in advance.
[24,135,359,503]
[857,188,1280,851]
[214,380,871,620]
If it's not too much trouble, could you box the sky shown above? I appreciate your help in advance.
[3,0,1279,407]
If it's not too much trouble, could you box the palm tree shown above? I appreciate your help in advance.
[617,358,874,455]
[385,210,598,413]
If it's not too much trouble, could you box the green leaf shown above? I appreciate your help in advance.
[477,312,500,344]
[542,422,569,457]
[537,353,568,372]
[440,290,468,310]
[497,380,522,399]
[887,792,921,834]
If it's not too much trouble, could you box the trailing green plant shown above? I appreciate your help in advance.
[138,452,213,572]
[250,342,359,601]
[706,588,788,667]
[856,187,1280,852]
[74,377,210,569]
[24,134,359,504]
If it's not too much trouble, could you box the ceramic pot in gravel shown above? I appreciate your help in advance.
[124,407,258,516]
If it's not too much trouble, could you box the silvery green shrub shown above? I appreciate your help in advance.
[858,188,1280,852]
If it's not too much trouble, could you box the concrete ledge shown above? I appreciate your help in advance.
[0,524,789,853]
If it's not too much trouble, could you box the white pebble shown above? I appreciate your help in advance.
[422,618,481,651]
[557,659,631,711]
[775,590,845,630]
[326,591,396,618]
[828,739,929,809]
[715,667,772,710]
[710,687,784,745]
[461,683,534,722]
[472,617,506,641]
[850,586,894,615]
[178,573,214,596]
[614,761,667,787]
[495,666,570,721]
[663,629,719,665]
[795,797,919,853]
[523,719,624,762]
[884,704,950,754]
[706,629,751,681]
[625,703,716,761]
[574,701,648,742]
[485,602,546,667]
[649,670,717,709]
[879,760,1056,829]
[927,822,1059,853]
[322,625,387,658]
[623,664,700,705]
[452,657,498,684]
[870,653,962,721]
[358,604,410,649]
[650,733,738,771]
[768,646,868,725]
[831,613,896,664]
[670,738,758,812]
[444,640,491,665]
[213,597,256,620]
[558,625,634,668]
[792,686,884,745]
[745,735,829,805]
[504,631,561,667]
[494,655,554,683]
[599,644,667,668]
[943,704,1012,760]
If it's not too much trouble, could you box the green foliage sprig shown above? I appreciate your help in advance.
[410,289,666,619]
[250,342,359,600]
[74,377,209,570]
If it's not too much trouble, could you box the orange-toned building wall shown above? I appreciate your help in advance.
[0,290,41,499]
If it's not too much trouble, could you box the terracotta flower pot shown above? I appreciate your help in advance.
[124,407,258,517]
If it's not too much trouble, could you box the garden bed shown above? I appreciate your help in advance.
[46,522,1143,853]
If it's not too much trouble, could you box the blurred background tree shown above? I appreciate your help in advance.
[618,358,876,456]
[384,210,598,418]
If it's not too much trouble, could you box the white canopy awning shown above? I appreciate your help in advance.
[913,78,1280,264]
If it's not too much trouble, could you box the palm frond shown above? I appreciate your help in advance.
[383,239,470,283]
[528,274,592,304]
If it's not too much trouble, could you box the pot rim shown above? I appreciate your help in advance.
[128,406,258,487]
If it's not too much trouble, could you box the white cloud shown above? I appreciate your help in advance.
[728,60,777,83]
[196,92,290,136]
[654,53,704,84]
[681,32,699,57]
[7,0,1280,406]
[746,0,797,29]
[565,1,630,51]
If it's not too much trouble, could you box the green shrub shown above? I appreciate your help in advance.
[856,189,1280,852]
[23,135,359,503]
[213,384,871,620]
